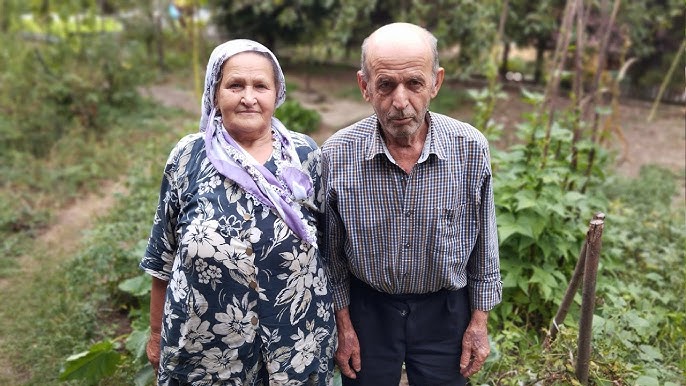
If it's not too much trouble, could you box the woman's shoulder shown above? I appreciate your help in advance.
[288,131,319,152]
[165,132,204,163]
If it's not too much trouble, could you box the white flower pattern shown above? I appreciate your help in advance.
[141,132,335,385]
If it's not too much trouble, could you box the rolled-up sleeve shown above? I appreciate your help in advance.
[467,147,502,311]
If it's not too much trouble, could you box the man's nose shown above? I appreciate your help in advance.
[391,85,409,110]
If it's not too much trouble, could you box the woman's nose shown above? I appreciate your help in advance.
[242,87,256,105]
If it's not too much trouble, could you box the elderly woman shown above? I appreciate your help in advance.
[140,39,336,386]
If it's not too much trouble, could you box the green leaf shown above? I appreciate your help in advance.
[134,364,156,386]
[563,191,585,203]
[501,261,523,288]
[59,340,122,382]
[514,190,538,211]
[126,327,150,362]
[497,212,518,243]
[118,274,152,297]
[638,345,663,362]
[634,376,659,386]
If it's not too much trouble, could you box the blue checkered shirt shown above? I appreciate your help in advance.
[321,112,502,311]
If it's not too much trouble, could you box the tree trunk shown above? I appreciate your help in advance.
[499,41,510,80]
[534,38,546,84]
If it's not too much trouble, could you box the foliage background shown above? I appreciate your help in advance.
[0,0,683,385]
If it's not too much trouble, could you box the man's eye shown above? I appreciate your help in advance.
[229,83,242,89]
[408,80,423,89]
[378,82,393,91]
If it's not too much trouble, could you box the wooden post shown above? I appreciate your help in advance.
[543,213,605,349]
[575,215,605,384]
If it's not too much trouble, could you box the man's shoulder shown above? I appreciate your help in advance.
[321,115,377,154]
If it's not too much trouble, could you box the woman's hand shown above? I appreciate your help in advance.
[146,330,162,371]
[147,277,168,372]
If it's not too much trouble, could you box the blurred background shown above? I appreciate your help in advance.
[0,1,684,385]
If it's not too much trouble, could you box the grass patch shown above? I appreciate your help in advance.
[0,100,194,384]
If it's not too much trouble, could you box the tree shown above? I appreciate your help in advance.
[210,0,337,53]
[499,0,566,83]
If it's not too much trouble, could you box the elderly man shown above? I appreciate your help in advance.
[322,22,502,386]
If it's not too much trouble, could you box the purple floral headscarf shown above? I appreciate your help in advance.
[199,39,316,245]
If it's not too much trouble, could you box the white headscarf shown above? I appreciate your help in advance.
[199,39,316,245]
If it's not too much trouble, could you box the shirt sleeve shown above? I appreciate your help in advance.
[321,150,351,310]
[139,144,183,281]
[467,145,502,311]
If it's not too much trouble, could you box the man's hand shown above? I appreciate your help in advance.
[146,330,162,372]
[460,309,490,378]
[334,307,362,379]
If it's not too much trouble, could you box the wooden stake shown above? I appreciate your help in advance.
[575,215,605,385]
[543,212,605,349]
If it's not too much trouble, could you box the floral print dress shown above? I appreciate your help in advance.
[140,132,336,386]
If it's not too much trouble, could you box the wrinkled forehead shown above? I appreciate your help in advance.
[204,39,286,106]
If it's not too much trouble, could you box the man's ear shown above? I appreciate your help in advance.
[431,67,445,98]
[357,71,371,102]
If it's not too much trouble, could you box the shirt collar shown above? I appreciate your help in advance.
[365,112,448,162]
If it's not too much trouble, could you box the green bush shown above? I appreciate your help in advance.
[0,29,152,156]
[275,99,321,134]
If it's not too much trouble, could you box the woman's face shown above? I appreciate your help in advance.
[215,52,277,137]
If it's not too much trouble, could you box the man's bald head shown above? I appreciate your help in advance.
[360,23,439,81]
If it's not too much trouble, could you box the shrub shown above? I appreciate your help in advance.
[275,99,321,134]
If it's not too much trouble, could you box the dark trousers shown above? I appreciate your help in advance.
[343,277,471,386]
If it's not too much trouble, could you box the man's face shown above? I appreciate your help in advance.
[358,43,443,140]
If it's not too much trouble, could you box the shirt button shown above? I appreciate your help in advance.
[251,316,258,325]
[404,243,411,249]
[246,246,254,256]
[243,213,251,221]
[404,211,411,217]
[249,280,258,289]
[400,309,408,317]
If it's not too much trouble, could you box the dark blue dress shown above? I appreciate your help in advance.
[140,132,336,385]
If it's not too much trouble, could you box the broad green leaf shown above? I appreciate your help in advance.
[638,345,663,362]
[134,364,156,386]
[497,213,518,244]
[514,190,538,211]
[126,327,150,362]
[563,191,585,203]
[119,274,152,297]
[59,340,121,382]
[501,263,523,288]
[633,376,659,386]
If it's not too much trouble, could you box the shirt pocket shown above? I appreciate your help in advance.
[432,203,467,258]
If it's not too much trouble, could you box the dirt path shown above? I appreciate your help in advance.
[0,181,127,384]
